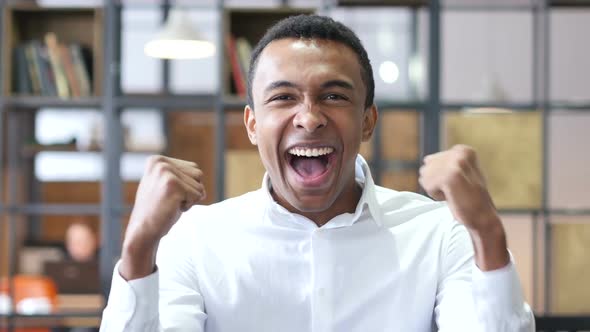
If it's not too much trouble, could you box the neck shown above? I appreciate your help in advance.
[271,180,363,227]
[312,183,362,227]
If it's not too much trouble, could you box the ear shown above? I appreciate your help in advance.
[361,104,378,142]
[244,104,257,145]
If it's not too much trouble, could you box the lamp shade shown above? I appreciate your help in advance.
[144,9,215,59]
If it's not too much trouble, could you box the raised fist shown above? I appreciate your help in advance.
[120,155,206,279]
[419,145,496,232]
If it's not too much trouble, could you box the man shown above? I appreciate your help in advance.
[101,15,534,331]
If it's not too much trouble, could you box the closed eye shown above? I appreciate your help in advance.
[323,93,350,103]
[266,94,296,104]
[325,94,347,100]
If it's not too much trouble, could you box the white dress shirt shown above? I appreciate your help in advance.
[100,155,534,332]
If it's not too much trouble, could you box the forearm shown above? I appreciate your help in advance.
[120,234,160,280]
[436,221,533,332]
[468,214,510,271]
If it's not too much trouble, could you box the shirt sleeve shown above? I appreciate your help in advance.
[434,221,535,332]
[100,215,207,332]
[99,262,161,332]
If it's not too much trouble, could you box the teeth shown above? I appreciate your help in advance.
[288,147,334,157]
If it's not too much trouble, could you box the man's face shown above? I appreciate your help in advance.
[66,224,97,262]
[245,38,377,223]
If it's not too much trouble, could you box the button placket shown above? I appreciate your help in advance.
[310,229,334,332]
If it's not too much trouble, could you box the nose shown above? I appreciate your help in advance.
[293,104,327,133]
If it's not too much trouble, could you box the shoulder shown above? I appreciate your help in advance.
[373,185,433,206]
[157,189,267,267]
[171,189,267,235]
[373,185,456,230]
[373,185,450,218]
[373,186,470,261]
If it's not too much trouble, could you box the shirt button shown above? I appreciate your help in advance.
[318,288,326,297]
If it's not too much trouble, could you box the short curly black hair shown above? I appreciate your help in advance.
[247,14,374,110]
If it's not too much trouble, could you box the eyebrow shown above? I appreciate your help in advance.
[320,80,354,91]
[264,80,300,94]
[264,79,354,94]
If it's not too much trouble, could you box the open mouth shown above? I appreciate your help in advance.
[286,146,335,181]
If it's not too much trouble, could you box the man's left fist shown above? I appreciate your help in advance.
[418,144,499,232]
[420,145,509,270]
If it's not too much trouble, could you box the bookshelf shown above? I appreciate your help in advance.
[0,3,108,330]
[223,8,314,97]
[1,5,103,98]
[0,0,589,330]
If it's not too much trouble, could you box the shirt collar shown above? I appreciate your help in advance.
[260,154,383,228]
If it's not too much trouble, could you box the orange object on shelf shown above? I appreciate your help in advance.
[0,275,58,332]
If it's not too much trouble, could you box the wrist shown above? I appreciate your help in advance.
[120,231,160,280]
[468,216,510,271]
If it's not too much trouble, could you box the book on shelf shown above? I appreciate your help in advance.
[70,44,93,97]
[45,32,70,98]
[23,44,41,95]
[32,40,58,96]
[60,44,81,97]
[226,34,246,97]
[13,46,32,94]
[12,34,93,98]
[235,37,252,87]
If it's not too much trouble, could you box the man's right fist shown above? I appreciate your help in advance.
[120,155,206,280]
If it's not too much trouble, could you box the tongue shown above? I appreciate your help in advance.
[292,157,327,178]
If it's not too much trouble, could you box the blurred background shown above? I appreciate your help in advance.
[0,0,588,330]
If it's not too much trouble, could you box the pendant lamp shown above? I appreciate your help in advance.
[144,9,215,59]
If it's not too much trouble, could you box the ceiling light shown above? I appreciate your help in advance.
[379,61,400,84]
[464,108,514,114]
[144,9,215,60]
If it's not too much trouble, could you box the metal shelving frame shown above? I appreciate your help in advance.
[1,0,590,330]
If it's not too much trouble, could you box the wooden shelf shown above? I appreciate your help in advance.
[21,143,163,157]
[0,312,102,319]
[223,95,247,109]
[375,100,426,110]
[3,203,102,215]
[116,94,250,111]
[117,93,216,110]
[0,294,104,318]
[3,96,102,109]
[57,294,104,313]
[442,102,539,111]
[22,143,80,157]
[548,101,590,110]
[337,0,428,6]
[0,311,102,328]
